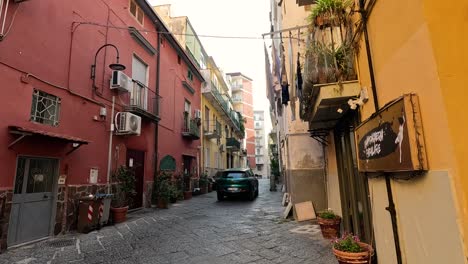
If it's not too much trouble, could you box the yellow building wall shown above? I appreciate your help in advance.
[355,0,465,263]
[421,0,468,258]
[201,97,227,176]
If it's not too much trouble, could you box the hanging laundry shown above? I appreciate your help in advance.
[272,44,282,95]
[281,82,290,105]
[288,34,296,121]
[296,52,303,100]
[264,41,274,109]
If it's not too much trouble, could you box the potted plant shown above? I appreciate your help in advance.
[154,171,171,209]
[183,173,192,200]
[317,209,341,239]
[169,185,181,203]
[332,233,373,264]
[199,173,208,194]
[110,166,136,223]
[308,0,353,27]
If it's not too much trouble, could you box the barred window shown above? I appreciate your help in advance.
[30,89,61,126]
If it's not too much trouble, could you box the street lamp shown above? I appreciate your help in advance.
[90,44,126,89]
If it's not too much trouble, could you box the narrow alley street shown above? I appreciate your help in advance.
[0,180,336,264]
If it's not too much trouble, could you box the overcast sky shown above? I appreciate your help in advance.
[148,0,273,133]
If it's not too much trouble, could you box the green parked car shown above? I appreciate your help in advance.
[216,168,259,201]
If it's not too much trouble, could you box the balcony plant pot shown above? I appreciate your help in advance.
[317,215,341,239]
[110,206,128,224]
[333,242,373,264]
[183,191,192,200]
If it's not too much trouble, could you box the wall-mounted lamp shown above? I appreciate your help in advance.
[90,44,126,89]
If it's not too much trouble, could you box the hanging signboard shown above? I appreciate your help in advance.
[355,94,427,172]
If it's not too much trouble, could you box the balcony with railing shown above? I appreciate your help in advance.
[201,70,243,136]
[301,7,361,132]
[226,137,241,151]
[204,120,222,139]
[125,81,160,123]
[231,83,243,91]
[182,113,200,140]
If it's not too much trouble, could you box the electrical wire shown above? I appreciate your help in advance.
[73,21,298,40]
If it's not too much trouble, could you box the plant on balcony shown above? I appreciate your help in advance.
[308,0,353,27]
[332,233,373,263]
[110,165,136,223]
[317,209,341,239]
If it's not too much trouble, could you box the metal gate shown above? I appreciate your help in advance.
[8,157,58,246]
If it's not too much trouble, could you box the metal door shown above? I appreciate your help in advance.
[8,157,58,246]
[127,149,144,209]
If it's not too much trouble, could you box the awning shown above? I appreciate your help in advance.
[8,126,90,154]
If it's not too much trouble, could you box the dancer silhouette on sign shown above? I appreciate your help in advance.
[395,115,406,163]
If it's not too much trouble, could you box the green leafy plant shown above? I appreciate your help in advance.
[318,209,338,219]
[112,166,136,208]
[154,171,172,202]
[199,172,209,187]
[333,233,363,253]
[308,0,353,23]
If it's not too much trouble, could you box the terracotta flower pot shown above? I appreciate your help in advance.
[200,185,207,194]
[333,242,373,264]
[110,206,128,224]
[317,216,341,239]
[157,198,168,209]
[183,191,192,200]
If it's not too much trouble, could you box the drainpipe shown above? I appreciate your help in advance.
[359,0,401,263]
[154,29,161,189]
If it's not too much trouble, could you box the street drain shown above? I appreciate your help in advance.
[47,238,75,248]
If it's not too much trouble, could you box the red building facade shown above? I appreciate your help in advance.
[0,0,202,249]
[227,73,256,168]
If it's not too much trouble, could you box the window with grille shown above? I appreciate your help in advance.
[129,0,144,25]
[30,89,61,126]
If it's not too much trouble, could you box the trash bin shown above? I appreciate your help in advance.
[77,194,113,233]
[77,195,99,233]
[95,193,113,225]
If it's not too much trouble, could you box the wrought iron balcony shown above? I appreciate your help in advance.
[204,120,222,139]
[125,81,160,123]
[226,137,241,151]
[182,115,200,140]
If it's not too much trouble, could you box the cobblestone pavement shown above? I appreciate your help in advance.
[0,179,336,264]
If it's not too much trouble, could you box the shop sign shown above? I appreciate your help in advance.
[355,94,427,172]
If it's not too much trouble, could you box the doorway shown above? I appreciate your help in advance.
[126,149,145,209]
[334,113,373,244]
[8,156,58,246]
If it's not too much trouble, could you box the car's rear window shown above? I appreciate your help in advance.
[221,172,247,178]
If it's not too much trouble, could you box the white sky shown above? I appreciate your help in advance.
[148,0,273,134]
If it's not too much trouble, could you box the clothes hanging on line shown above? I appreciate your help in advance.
[296,52,303,100]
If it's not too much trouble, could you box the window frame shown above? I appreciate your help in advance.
[129,0,144,26]
[30,89,61,127]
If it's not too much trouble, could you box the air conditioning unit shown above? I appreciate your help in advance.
[194,109,202,119]
[115,112,141,135]
[110,71,131,92]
